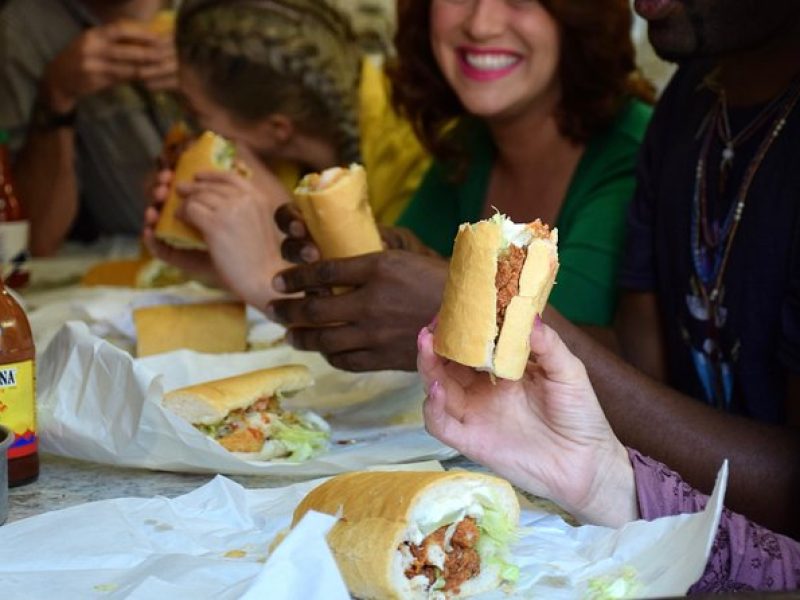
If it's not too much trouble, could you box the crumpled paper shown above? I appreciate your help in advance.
[0,463,728,599]
[37,321,456,476]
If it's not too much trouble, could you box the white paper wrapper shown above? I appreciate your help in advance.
[0,464,728,599]
[37,321,456,475]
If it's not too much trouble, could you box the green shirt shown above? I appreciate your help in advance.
[397,99,652,326]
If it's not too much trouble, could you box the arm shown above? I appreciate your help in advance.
[614,290,667,380]
[629,448,800,592]
[547,307,800,538]
[13,112,77,256]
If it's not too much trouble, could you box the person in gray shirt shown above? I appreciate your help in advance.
[0,0,179,255]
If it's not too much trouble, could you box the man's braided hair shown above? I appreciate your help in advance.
[177,0,363,163]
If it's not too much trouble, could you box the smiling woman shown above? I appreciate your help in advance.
[388,0,654,334]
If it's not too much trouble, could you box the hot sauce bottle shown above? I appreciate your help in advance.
[0,276,38,486]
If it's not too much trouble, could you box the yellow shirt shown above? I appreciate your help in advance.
[358,57,430,225]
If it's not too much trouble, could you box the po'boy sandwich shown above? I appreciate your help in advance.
[163,365,329,461]
[434,215,559,381]
[291,471,520,599]
[155,130,238,251]
[145,9,175,37]
[294,163,383,259]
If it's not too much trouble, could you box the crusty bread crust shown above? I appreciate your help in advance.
[155,131,231,251]
[163,364,312,425]
[291,471,518,600]
[133,301,248,357]
[80,258,150,287]
[294,164,383,259]
[434,220,501,369]
[434,217,559,380]
[145,10,175,36]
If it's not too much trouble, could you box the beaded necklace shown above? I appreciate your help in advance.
[691,75,800,314]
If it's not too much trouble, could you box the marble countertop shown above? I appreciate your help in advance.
[7,453,479,524]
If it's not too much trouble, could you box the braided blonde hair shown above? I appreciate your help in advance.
[177,0,363,163]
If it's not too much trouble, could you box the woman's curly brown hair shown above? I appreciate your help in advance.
[389,0,654,165]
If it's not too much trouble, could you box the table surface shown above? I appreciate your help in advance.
[7,453,478,524]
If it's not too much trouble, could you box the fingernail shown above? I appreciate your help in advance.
[289,221,305,237]
[427,314,439,332]
[417,327,428,347]
[534,314,543,329]
[300,246,319,263]
[273,276,286,293]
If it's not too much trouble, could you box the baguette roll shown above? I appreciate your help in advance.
[145,9,175,36]
[155,131,237,251]
[163,365,329,461]
[292,471,520,599]
[434,215,559,380]
[133,302,248,357]
[294,164,383,259]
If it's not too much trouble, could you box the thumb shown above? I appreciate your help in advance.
[529,316,587,385]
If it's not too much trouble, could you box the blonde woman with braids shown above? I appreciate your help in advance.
[143,0,429,307]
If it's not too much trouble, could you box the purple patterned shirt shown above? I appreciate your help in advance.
[628,448,800,592]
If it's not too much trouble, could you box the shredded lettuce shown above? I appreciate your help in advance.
[271,417,329,462]
[476,497,520,584]
[213,140,236,169]
[586,566,640,600]
[430,575,445,591]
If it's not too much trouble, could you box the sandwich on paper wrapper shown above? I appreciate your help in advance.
[162,365,330,462]
[289,470,520,599]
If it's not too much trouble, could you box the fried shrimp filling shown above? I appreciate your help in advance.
[495,244,527,332]
[401,517,481,594]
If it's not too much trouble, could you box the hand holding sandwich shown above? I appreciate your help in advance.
[145,168,288,309]
[268,250,449,372]
[275,202,439,264]
[42,20,175,114]
[418,320,638,529]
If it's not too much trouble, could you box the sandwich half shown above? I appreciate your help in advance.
[155,130,237,250]
[434,215,559,381]
[163,365,329,461]
[133,302,248,357]
[294,163,383,259]
[292,471,520,599]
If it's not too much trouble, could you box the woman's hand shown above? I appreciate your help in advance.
[417,319,639,528]
[142,168,222,287]
[144,170,289,308]
[178,171,289,309]
[267,250,449,371]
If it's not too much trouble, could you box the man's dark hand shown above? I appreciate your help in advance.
[275,203,441,264]
[268,250,449,372]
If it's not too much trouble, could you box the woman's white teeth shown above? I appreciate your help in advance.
[465,53,518,70]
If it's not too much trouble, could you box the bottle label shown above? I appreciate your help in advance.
[0,358,36,458]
